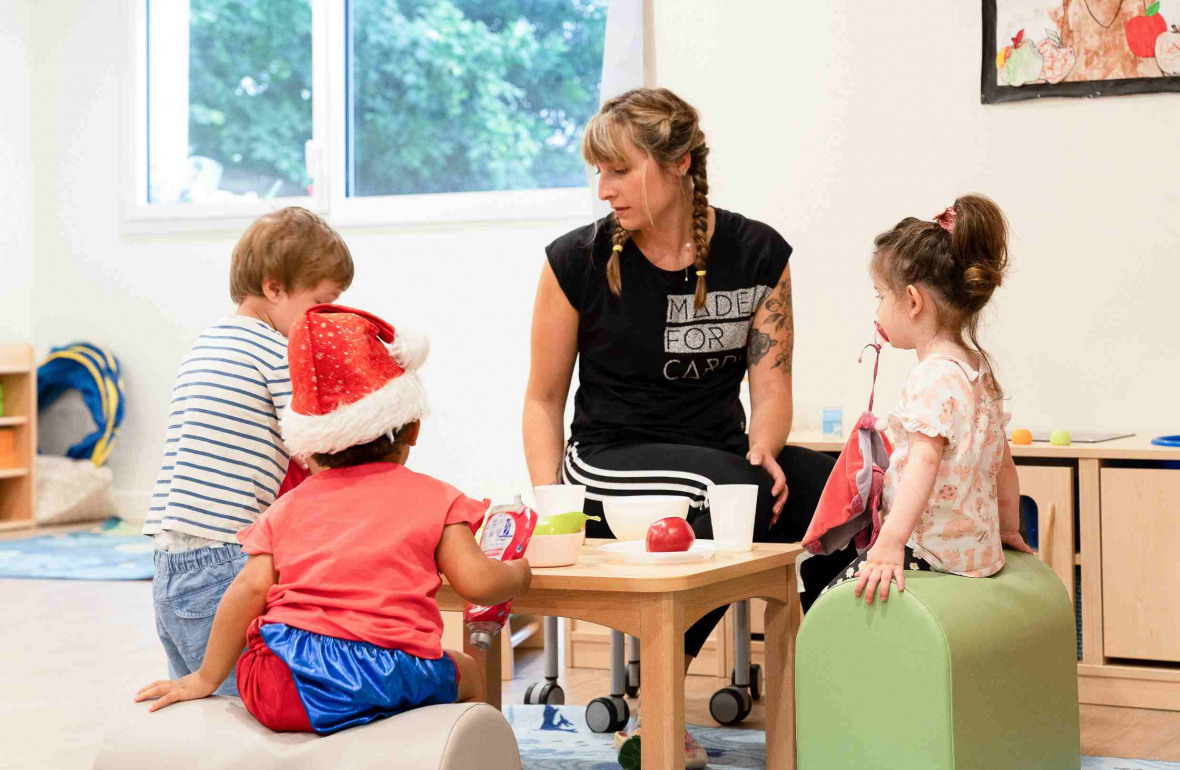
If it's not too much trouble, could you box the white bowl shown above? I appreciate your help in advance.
[533,484,586,517]
[602,496,691,541]
[523,531,585,568]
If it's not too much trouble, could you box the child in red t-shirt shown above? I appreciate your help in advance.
[136,305,531,734]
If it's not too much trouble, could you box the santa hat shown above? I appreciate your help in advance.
[280,304,430,457]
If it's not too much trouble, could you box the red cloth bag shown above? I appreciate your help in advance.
[802,330,892,556]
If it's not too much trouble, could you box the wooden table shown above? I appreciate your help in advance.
[438,539,804,769]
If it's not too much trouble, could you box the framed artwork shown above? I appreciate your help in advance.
[983,0,1180,103]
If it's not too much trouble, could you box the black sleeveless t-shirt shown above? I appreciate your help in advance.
[546,208,792,454]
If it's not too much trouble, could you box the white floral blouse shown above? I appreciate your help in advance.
[882,355,1010,577]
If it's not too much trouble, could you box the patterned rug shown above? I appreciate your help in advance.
[0,518,153,580]
[505,705,1180,770]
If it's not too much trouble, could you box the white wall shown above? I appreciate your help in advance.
[25,0,1180,519]
[655,0,1180,438]
[1,0,34,343]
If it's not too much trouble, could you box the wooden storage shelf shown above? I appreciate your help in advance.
[0,344,36,532]
[790,431,1180,712]
[565,616,729,677]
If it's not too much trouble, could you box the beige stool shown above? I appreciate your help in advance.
[95,697,521,770]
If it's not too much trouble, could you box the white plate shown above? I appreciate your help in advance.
[598,540,716,565]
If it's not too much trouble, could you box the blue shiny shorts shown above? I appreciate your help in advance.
[259,623,459,734]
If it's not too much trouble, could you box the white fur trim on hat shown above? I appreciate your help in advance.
[390,329,429,371]
[280,371,429,457]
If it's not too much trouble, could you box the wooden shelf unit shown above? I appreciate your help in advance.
[0,344,36,532]
[789,431,1180,712]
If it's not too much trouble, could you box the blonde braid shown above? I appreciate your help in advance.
[689,143,710,309]
[607,218,631,297]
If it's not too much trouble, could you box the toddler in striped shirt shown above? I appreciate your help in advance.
[142,207,354,697]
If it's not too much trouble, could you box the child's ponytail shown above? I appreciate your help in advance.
[949,194,1009,315]
[872,193,1010,400]
[947,194,1008,400]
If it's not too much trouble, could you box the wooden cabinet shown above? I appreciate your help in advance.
[1100,468,1180,663]
[565,615,728,677]
[1016,465,1076,605]
[0,345,36,532]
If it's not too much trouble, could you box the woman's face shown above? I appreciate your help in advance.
[594,139,687,233]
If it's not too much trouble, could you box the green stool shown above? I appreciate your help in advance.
[796,552,1080,770]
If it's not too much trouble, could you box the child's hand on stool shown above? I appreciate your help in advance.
[1000,530,1035,555]
[135,670,219,712]
[854,537,906,604]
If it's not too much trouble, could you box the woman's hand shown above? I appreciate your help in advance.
[1000,530,1035,555]
[135,671,219,712]
[747,443,788,525]
[854,538,907,604]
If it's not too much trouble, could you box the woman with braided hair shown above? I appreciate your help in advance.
[523,88,849,765]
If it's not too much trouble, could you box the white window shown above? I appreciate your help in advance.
[125,0,610,229]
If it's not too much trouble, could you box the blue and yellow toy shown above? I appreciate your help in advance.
[37,343,125,466]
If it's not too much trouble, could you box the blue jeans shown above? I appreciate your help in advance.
[152,544,249,697]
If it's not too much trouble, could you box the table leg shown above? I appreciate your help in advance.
[463,629,503,709]
[764,573,801,770]
[639,593,685,767]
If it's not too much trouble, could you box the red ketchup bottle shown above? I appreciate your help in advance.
[464,496,537,649]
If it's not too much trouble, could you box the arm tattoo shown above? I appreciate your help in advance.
[747,328,778,366]
[772,348,793,376]
[760,277,794,377]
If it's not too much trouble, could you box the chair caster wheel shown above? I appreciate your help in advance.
[710,685,752,725]
[586,695,630,734]
[524,680,565,705]
[731,663,763,701]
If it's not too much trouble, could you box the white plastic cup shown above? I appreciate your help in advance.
[533,484,587,517]
[708,484,759,552]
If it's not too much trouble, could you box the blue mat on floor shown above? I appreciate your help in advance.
[505,705,1180,770]
[0,518,152,580]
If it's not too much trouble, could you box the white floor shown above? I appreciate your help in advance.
[1,579,164,770]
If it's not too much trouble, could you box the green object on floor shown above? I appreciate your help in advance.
[617,735,641,769]
[796,552,1081,770]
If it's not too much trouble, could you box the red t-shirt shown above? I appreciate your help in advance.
[237,463,488,660]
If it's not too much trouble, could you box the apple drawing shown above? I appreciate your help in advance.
[997,30,1045,86]
[1038,29,1077,83]
[1126,1,1167,58]
[1157,25,1180,74]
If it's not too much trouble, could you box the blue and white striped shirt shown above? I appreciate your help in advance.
[142,316,293,543]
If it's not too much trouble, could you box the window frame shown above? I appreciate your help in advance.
[121,0,597,233]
